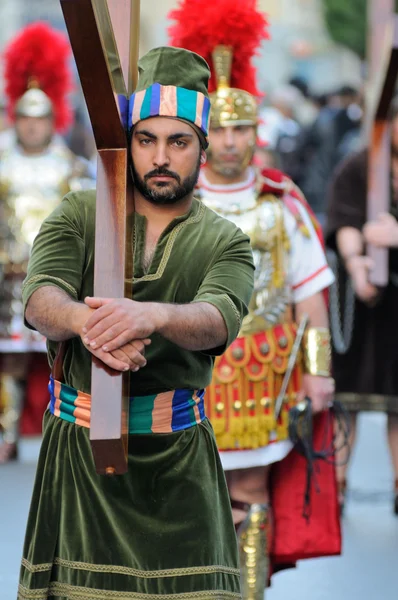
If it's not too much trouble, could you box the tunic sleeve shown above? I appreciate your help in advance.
[22,192,86,322]
[192,228,254,354]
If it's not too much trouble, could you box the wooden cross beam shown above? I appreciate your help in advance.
[367,0,398,287]
[60,0,140,475]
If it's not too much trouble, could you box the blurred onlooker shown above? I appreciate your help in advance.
[289,75,318,126]
[258,84,304,183]
[325,100,398,515]
[299,85,362,226]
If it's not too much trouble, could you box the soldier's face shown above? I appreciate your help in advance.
[131,117,204,205]
[15,116,54,153]
[207,125,256,178]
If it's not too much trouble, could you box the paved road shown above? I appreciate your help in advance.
[1,414,398,599]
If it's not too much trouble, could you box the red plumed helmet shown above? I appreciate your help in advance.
[168,0,269,96]
[3,22,73,132]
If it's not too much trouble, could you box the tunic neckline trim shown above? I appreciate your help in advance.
[130,200,205,283]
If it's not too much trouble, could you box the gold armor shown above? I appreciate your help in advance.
[200,187,304,450]
[0,143,93,338]
[0,143,94,448]
[238,504,270,600]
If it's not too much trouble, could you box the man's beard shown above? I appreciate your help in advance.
[131,155,201,205]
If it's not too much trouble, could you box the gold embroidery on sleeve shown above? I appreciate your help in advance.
[22,275,78,298]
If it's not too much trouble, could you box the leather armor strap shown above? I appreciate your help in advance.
[51,341,66,382]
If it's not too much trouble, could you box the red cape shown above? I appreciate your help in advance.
[261,168,340,567]
[270,411,341,568]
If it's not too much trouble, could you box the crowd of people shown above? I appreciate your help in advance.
[0,3,397,600]
[256,79,363,227]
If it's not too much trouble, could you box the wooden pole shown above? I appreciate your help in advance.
[60,0,139,474]
[366,0,398,287]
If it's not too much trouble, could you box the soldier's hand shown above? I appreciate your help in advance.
[298,374,334,414]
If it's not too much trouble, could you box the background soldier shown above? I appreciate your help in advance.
[169,1,340,597]
[0,22,94,463]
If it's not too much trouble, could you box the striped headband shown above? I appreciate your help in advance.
[129,83,211,141]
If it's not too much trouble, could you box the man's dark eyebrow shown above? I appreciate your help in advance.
[134,130,194,141]
[134,129,157,139]
[168,133,194,141]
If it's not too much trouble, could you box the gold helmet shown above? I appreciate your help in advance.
[15,88,53,120]
[3,22,73,131]
[168,0,269,129]
[210,46,258,128]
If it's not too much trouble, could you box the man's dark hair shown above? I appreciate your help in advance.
[337,85,358,98]
[289,76,310,99]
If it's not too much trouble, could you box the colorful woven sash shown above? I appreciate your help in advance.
[48,376,206,434]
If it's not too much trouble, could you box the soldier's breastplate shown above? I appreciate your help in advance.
[240,199,291,333]
[0,150,71,262]
[201,189,291,333]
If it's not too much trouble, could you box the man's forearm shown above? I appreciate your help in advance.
[336,227,363,263]
[295,292,329,328]
[25,286,90,341]
[156,301,228,351]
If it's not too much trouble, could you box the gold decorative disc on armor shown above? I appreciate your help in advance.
[232,347,244,360]
[221,365,232,377]
[279,336,288,349]
[260,397,271,408]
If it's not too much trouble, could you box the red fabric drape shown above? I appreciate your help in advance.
[20,355,50,435]
[270,411,341,567]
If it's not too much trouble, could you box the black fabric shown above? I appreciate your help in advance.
[326,149,398,399]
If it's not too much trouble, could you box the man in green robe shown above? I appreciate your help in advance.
[18,47,254,600]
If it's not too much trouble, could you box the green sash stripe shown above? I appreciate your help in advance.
[129,394,156,433]
[59,382,78,423]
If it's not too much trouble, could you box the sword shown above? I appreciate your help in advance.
[274,313,309,420]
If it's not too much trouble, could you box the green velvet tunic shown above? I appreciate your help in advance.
[18,191,254,600]
[22,191,254,395]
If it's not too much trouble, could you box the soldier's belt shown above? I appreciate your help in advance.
[205,324,303,451]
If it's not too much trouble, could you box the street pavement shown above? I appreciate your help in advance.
[1,413,398,599]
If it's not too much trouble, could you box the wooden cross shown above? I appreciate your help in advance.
[367,0,398,287]
[60,0,140,475]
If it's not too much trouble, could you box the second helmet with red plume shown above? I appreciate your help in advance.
[3,22,73,132]
[168,0,269,128]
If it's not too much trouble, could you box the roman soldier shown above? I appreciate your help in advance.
[169,1,341,597]
[0,23,94,463]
